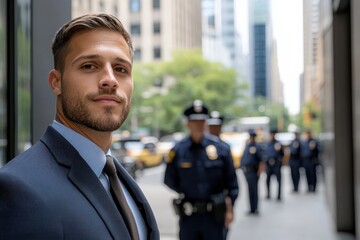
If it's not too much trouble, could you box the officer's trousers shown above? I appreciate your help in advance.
[303,158,317,192]
[244,171,259,213]
[266,164,282,199]
[179,213,224,240]
[289,159,302,192]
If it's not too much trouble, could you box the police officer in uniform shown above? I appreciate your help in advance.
[263,129,284,200]
[164,100,239,240]
[207,111,225,138]
[240,129,265,214]
[288,131,302,192]
[300,129,319,192]
[207,111,235,239]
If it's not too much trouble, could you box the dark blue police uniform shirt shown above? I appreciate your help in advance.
[164,134,239,204]
[289,139,301,159]
[300,138,319,159]
[263,140,284,162]
[240,142,263,167]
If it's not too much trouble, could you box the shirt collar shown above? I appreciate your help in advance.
[51,120,110,178]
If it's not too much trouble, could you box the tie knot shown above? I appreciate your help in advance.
[104,155,117,176]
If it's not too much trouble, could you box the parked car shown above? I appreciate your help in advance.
[112,138,163,170]
[110,141,137,179]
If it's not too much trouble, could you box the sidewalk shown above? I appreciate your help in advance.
[158,166,355,240]
[227,166,354,240]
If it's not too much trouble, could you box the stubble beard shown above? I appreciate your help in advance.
[62,90,130,132]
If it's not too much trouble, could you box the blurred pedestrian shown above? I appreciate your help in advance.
[263,129,284,200]
[207,110,237,239]
[240,129,266,214]
[164,100,239,240]
[0,13,159,239]
[288,130,302,192]
[300,129,320,192]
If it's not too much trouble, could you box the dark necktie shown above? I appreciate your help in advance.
[104,155,140,240]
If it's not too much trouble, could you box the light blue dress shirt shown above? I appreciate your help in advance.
[52,121,147,240]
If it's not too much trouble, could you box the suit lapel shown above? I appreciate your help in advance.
[41,126,131,240]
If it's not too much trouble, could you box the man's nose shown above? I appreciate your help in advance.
[99,65,118,89]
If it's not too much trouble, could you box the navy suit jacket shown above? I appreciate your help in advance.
[0,126,159,240]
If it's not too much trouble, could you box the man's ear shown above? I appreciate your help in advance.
[48,69,61,95]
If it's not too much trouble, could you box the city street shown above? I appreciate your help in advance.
[137,164,354,240]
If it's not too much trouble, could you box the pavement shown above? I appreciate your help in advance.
[139,165,355,240]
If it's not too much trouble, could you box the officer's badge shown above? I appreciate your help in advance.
[309,140,317,150]
[249,146,257,154]
[180,162,192,168]
[167,150,176,163]
[274,143,281,151]
[293,141,299,148]
[206,145,218,160]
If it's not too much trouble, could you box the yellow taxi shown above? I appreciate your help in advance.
[220,132,249,168]
[112,137,164,170]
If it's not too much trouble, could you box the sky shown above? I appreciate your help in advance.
[270,0,303,115]
[238,0,303,115]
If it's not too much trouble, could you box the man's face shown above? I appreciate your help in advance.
[187,120,206,136]
[208,125,221,137]
[58,28,133,132]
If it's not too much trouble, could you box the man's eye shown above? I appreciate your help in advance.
[115,67,127,73]
[81,64,96,70]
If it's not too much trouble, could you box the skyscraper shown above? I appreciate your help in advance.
[201,0,248,84]
[249,0,272,99]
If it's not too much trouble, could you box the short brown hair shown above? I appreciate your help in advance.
[52,13,133,72]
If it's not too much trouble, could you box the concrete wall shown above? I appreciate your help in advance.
[322,0,355,234]
[31,0,71,142]
[351,0,360,237]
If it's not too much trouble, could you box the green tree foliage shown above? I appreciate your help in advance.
[121,49,248,135]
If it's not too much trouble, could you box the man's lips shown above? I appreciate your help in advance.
[92,95,122,103]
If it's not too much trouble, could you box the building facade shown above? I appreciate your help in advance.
[303,0,323,109]
[321,0,360,237]
[201,0,248,91]
[73,0,202,62]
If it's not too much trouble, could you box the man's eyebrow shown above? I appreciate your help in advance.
[114,57,132,67]
[72,55,132,67]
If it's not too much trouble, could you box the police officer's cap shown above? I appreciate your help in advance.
[207,111,224,125]
[183,100,209,120]
[248,129,257,136]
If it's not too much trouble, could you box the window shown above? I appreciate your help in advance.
[134,49,141,61]
[153,0,160,9]
[153,22,160,34]
[208,15,215,27]
[113,5,118,16]
[130,0,141,12]
[130,23,141,35]
[15,0,32,154]
[99,0,104,12]
[153,47,161,59]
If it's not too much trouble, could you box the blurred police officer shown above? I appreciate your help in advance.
[300,129,319,192]
[288,131,302,192]
[207,111,236,239]
[263,129,284,200]
[164,100,239,240]
[240,129,265,214]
